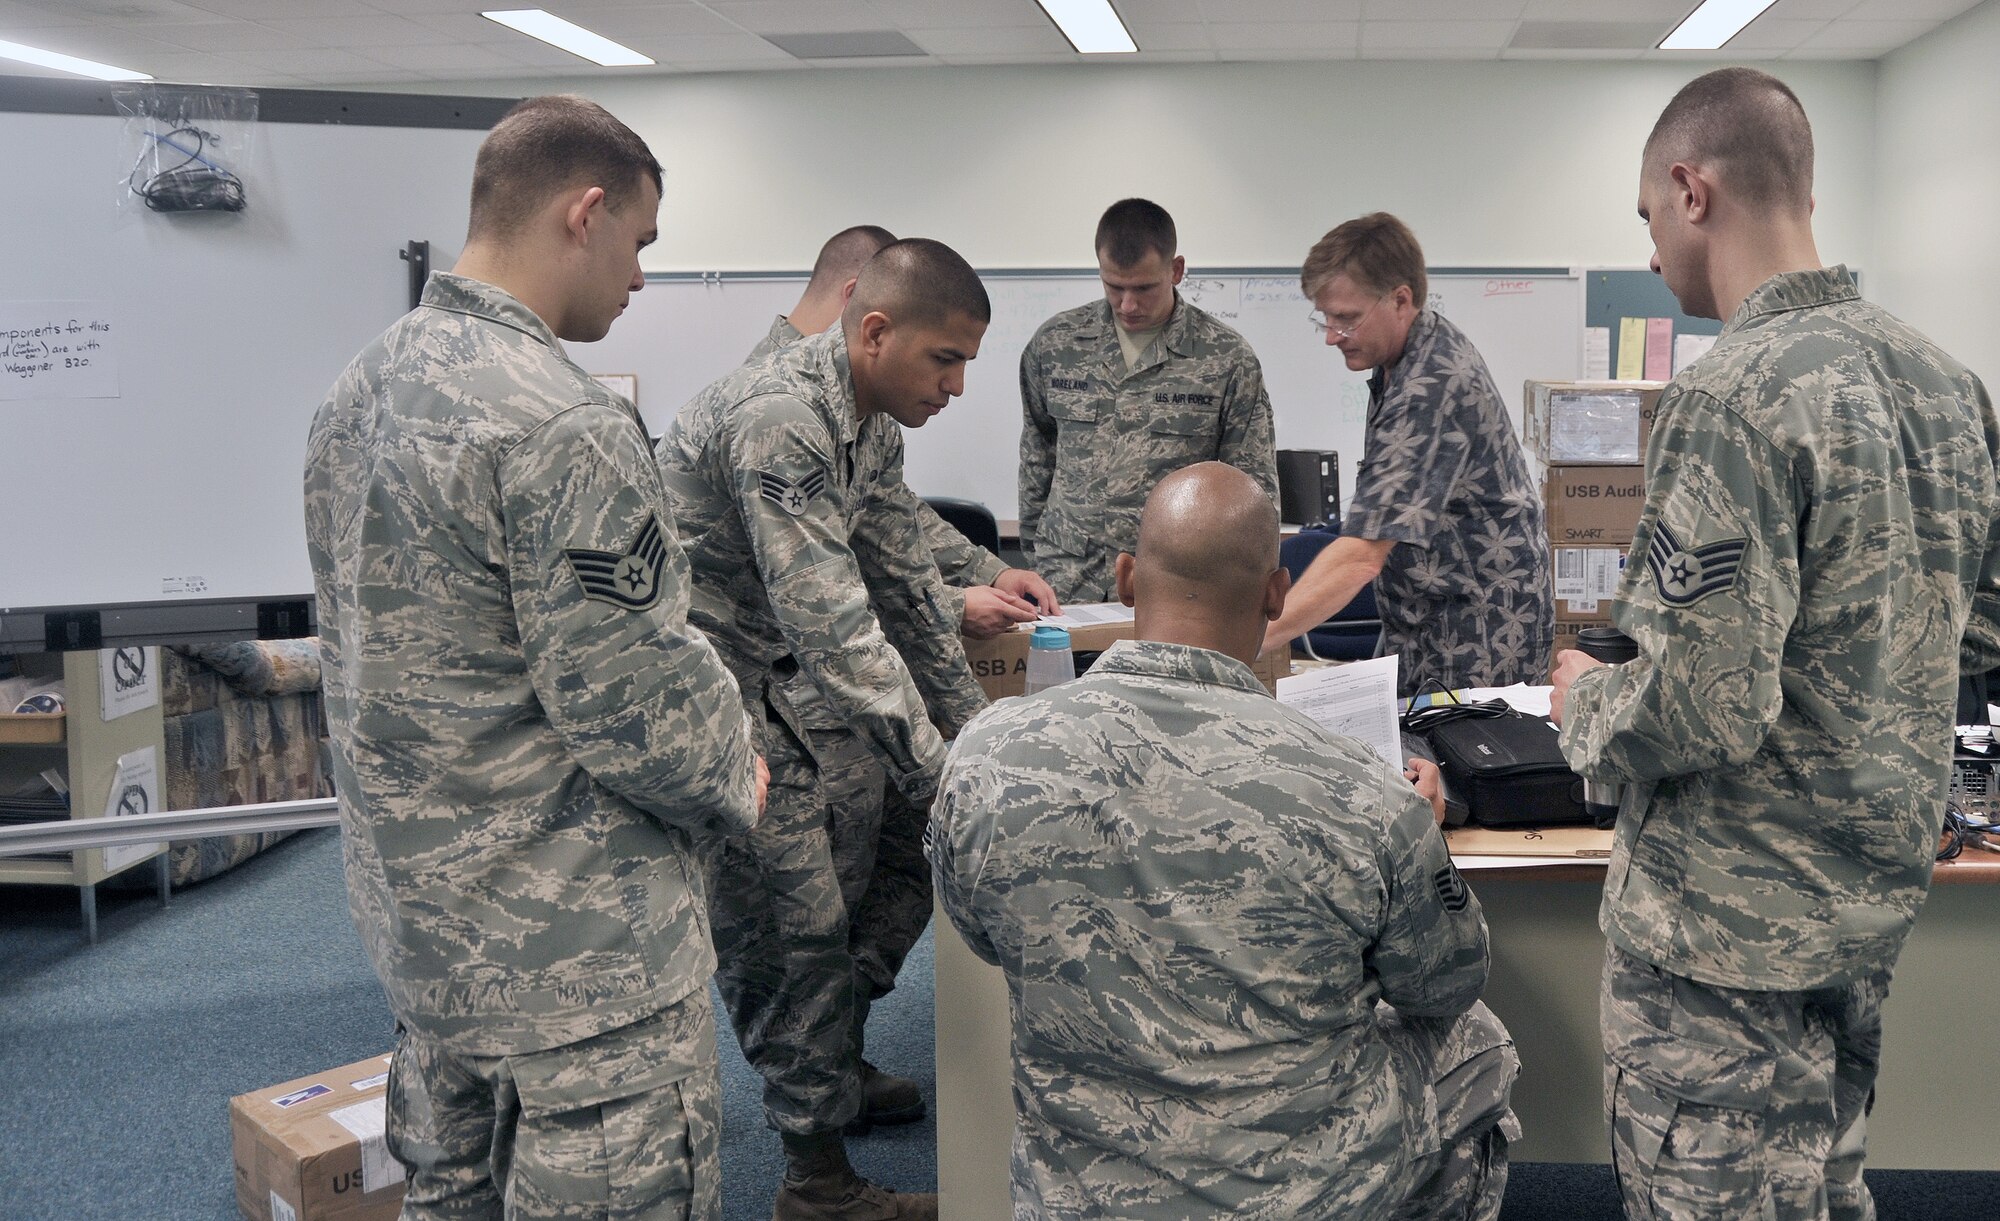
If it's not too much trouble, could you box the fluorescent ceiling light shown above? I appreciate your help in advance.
[1658,0,1781,51]
[0,38,151,81]
[1036,0,1138,55]
[481,9,655,67]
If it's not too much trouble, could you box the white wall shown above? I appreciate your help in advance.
[1873,0,2000,388]
[434,58,1878,278]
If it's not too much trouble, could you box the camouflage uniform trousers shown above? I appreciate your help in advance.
[384,994,722,1220]
[1602,944,1889,1221]
[1025,546,1116,607]
[704,682,865,1134]
[806,720,934,1042]
[1382,999,1522,1221]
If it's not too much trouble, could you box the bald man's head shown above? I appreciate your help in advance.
[1118,463,1286,663]
[806,225,896,296]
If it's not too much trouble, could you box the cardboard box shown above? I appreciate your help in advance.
[1552,547,1630,620]
[1524,380,1664,464]
[230,1054,405,1221]
[963,618,1289,702]
[1542,464,1647,547]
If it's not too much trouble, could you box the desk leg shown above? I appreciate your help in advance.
[80,880,98,945]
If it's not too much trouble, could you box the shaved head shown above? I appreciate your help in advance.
[1119,463,1286,665]
[806,224,896,295]
[845,238,990,331]
[1645,67,1813,211]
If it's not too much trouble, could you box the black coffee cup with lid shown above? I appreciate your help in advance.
[1572,626,1637,826]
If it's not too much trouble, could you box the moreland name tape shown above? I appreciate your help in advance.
[230,1054,405,1221]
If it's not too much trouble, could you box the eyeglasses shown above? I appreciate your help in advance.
[1308,293,1388,340]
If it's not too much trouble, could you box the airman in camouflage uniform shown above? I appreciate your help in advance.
[737,244,1058,1132]
[932,462,1519,1220]
[1553,68,2000,1221]
[1267,213,1553,694]
[660,239,999,1219]
[1019,198,1279,602]
[304,97,760,1221]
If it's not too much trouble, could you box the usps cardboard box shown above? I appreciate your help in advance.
[230,1054,405,1221]
[1542,464,1647,547]
[1524,380,1664,465]
[963,618,1289,702]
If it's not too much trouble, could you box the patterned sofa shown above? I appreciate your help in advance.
[153,639,330,887]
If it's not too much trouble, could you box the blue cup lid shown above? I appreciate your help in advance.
[1029,625,1071,649]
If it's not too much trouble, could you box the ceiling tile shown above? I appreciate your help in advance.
[623,33,793,62]
[1721,17,1829,50]
[235,47,400,75]
[541,6,745,38]
[1765,0,1869,15]
[50,0,224,25]
[1363,0,1528,17]
[180,0,377,17]
[258,14,461,47]
[123,48,276,83]
[359,42,530,72]
[1361,45,1500,59]
[139,22,315,53]
[1361,20,1517,49]
[1200,0,1363,22]
[867,0,1050,28]
[1115,0,1204,21]
[1798,18,1942,48]
[0,1,94,29]
[1120,21,1214,52]
[705,1,885,36]
[804,53,940,68]
[1215,46,1358,61]
[1210,21,1360,51]
[908,25,1072,55]
[1500,46,1646,59]
[1522,0,1687,18]
[1843,0,1980,17]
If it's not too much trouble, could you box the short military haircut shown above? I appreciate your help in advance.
[808,225,897,290]
[1645,67,1814,211]
[1095,198,1177,268]
[467,95,662,241]
[847,238,991,329]
[1300,212,1427,308]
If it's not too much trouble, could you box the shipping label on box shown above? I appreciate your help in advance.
[1554,548,1628,617]
[1542,464,1647,546]
[1525,380,1664,464]
[231,1054,406,1221]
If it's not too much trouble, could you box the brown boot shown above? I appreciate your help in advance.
[772,1131,938,1221]
[844,1060,926,1135]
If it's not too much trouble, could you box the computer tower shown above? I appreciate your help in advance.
[1276,449,1341,528]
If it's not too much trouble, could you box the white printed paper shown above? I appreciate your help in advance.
[98,646,159,722]
[1583,327,1611,380]
[330,1097,408,1193]
[1034,601,1135,630]
[1,302,119,399]
[1276,654,1402,768]
[1673,332,1717,375]
[100,746,160,874]
[1555,548,1626,613]
[268,1192,297,1221]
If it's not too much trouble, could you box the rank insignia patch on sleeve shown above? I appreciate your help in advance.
[565,514,669,611]
[1433,864,1471,913]
[758,469,826,516]
[1645,521,1748,608]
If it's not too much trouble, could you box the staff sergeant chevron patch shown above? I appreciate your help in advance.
[1433,864,1471,913]
[1645,521,1749,608]
[758,469,826,516]
[564,514,669,611]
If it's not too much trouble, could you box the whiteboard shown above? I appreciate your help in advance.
[571,267,1583,520]
[0,103,485,638]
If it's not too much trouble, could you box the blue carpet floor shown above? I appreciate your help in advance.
[3,826,1998,1219]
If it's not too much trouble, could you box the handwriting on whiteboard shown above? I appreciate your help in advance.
[1,302,120,400]
[1484,280,1536,297]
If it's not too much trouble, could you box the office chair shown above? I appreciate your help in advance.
[923,497,1003,558]
[1279,526,1382,661]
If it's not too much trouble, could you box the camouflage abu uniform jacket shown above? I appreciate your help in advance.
[931,639,1490,1219]
[1561,267,2000,991]
[304,272,759,1058]
[1346,310,1554,696]
[745,314,1007,638]
[658,327,986,799]
[1019,295,1280,601]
